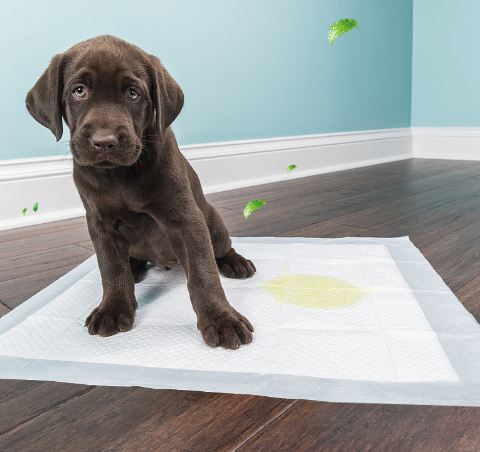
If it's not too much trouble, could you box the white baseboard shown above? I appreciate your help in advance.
[412,127,480,160]
[0,128,412,231]
[185,128,412,194]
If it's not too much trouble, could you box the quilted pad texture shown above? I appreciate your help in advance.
[1,237,480,406]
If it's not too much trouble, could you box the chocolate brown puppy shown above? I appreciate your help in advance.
[26,35,255,349]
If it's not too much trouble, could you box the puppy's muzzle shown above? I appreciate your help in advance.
[90,134,118,158]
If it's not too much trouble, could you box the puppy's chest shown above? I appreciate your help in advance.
[113,210,156,242]
[98,193,153,234]
[84,179,157,236]
[94,201,156,244]
[83,171,153,212]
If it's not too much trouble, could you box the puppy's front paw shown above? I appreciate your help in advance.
[217,248,256,279]
[85,307,135,337]
[198,309,254,350]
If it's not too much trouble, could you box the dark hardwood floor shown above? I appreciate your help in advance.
[1,158,480,451]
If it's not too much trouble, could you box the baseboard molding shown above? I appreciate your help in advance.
[0,128,412,231]
[412,127,480,160]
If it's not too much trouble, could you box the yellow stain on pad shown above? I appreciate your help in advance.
[261,269,375,310]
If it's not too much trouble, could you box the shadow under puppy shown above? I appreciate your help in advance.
[26,35,255,349]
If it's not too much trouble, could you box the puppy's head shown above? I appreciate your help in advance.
[26,35,183,168]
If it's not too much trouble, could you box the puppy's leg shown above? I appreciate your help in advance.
[205,203,256,279]
[146,202,254,349]
[184,156,255,279]
[85,215,137,337]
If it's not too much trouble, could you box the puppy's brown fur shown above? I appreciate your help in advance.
[26,35,255,349]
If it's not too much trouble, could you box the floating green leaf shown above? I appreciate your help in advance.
[286,164,297,174]
[33,202,38,212]
[328,18,359,44]
[22,208,27,217]
[244,199,266,219]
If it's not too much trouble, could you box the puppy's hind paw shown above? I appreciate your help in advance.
[216,248,256,279]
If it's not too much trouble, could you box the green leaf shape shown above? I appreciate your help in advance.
[244,199,266,219]
[33,202,38,212]
[286,164,297,174]
[328,18,359,44]
[22,208,27,217]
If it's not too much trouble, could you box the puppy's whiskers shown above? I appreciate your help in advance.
[50,141,71,156]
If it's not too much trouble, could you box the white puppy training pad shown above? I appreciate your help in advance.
[1,237,480,406]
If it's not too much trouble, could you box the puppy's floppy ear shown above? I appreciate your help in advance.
[26,53,66,142]
[147,54,184,143]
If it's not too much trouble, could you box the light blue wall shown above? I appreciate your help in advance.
[411,0,480,126]
[0,0,413,161]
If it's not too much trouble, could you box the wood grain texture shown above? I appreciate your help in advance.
[0,245,93,284]
[422,219,480,293]
[0,303,10,318]
[204,164,397,204]
[455,276,480,323]
[234,401,480,452]
[327,178,480,230]
[336,167,480,207]
[0,158,480,452]
[0,388,287,452]
[0,264,80,309]
[74,240,95,251]
[220,201,367,237]
[212,187,365,211]
[0,217,87,244]
[0,381,94,437]
[278,192,480,248]
[0,228,91,260]
[346,162,480,195]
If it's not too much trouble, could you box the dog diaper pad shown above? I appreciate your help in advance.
[1,237,480,406]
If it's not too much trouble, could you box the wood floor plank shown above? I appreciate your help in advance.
[218,187,368,224]
[0,382,94,437]
[210,206,231,213]
[222,201,367,237]
[373,158,480,174]
[0,303,10,318]
[348,160,480,192]
[335,167,480,207]
[212,188,364,211]
[353,192,480,247]
[0,387,287,452]
[0,245,93,284]
[75,240,94,252]
[279,192,480,248]
[275,220,373,238]
[0,264,80,309]
[0,228,91,260]
[204,163,402,204]
[0,380,45,403]
[454,275,480,323]
[331,177,480,230]
[422,219,480,293]
[208,160,480,209]
[234,401,480,452]
[0,217,87,244]
[226,400,299,451]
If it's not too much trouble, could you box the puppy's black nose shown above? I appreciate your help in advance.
[91,135,118,154]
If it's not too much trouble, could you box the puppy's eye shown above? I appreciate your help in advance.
[127,88,140,100]
[73,86,86,99]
